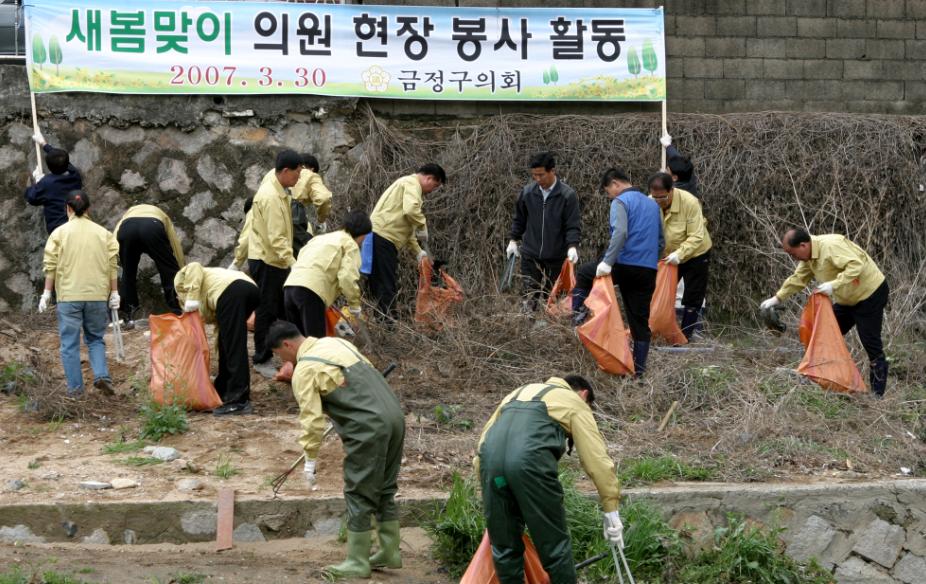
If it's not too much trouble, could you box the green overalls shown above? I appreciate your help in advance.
[478,384,577,584]
[299,345,405,532]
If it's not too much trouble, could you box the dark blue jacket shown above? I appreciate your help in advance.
[509,179,581,261]
[24,144,83,234]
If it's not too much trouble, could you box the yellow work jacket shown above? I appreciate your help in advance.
[233,209,252,267]
[283,231,362,309]
[262,168,332,234]
[291,336,371,459]
[43,215,119,302]
[776,234,885,306]
[173,262,255,324]
[475,377,621,512]
[114,204,185,267]
[660,188,712,262]
[370,174,426,254]
[248,174,294,269]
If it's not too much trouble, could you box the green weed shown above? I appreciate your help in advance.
[102,440,146,454]
[214,456,238,479]
[793,387,855,419]
[120,456,163,467]
[433,405,474,431]
[27,459,41,470]
[423,473,485,577]
[0,566,28,584]
[618,455,716,486]
[139,401,188,442]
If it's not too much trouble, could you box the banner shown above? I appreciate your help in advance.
[24,0,666,101]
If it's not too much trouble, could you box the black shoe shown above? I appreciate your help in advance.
[213,401,253,416]
[252,352,271,365]
[93,378,115,396]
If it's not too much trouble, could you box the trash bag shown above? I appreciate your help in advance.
[149,311,223,411]
[577,275,634,376]
[415,258,464,330]
[649,261,688,346]
[325,306,342,337]
[797,292,867,393]
[459,530,550,584]
[545,260,575,317]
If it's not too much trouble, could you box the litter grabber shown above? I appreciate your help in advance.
[500,254,517,293]
[270,362,397,497]
[110,308,125,362]
[611,543,636,584]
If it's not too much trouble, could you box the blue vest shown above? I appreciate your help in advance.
[617,189,661,269]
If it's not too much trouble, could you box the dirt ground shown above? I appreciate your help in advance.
[0,528,452,583]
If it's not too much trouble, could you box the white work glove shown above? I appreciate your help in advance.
[664,251,680,265]
[227,261,239,271]
[595,262,612,277]
[183,299,200,312]
[416,228,429,244]
[815,281,834,296]
[417,249,429,262]
[660,133,672,148]
[32,132,46,146]
[38,290,52,313]
[108,291,120,310]
[567,247,579,264]
[506,240,520,259]
[303,458,317,489]
[32,168,45,183]
[317,222,328,234]
[760,296,780,311]
[348,306,362,319]
[603,510,624,548]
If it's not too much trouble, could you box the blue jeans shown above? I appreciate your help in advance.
[56,301,111,393]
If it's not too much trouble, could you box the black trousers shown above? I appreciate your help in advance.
[284,285,327,338]
[678,251,710,308]
[117,217,181,319]
[834,281,889,363]
[369,233,399,319]
[248,259,289,362]
[576,261,657,342]
[521,255,565,305]
[214,280,260,405]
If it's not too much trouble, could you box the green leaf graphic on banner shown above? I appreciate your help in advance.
[542,69,550,85]
[49,36,63,75]
[642,39,658,75]
[32,34,47,70]
[627,47,641,77]
[550,65,559,84]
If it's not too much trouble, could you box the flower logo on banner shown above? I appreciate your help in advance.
[361,66,390,92]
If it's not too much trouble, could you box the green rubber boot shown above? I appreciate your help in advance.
[369,520,402,569]
[323,530,372,579]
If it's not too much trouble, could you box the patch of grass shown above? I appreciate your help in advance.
[618,455,716,486]
[46,415,65,433]
[41,572,91,584]
[214,456,238,479]
[0,566,28,584]
[423,473,486,578]
[139,401,188,442]
[691,365,735,395]
[120,456,163,467]
[433,405,474,431]
[102,440,146,454]
[793,387,855,419]
[757,437,849,461]
[28,459,41,470]
[1,361,36,388]
[677,515,833,584]
[158,573,205,584]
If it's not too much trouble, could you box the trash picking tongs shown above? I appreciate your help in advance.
[575,541,635,584]
[110,308,125,362]
[270,362,398,497]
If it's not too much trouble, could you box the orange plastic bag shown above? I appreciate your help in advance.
[649,261,688,346]
[415,258,464,330]
[577,275,634,376]
[325,306,341,337]
[148,312,223,411]
[796,292,866,393]
[545,260,575,317]
[460,531,550,584]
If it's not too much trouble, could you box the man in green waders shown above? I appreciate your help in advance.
[475,375,624,583]
[268,321,405,579]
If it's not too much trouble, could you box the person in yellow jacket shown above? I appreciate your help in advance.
[260,153,333,259]
[39,191,120,397]
[229,196,254,272]
[475,375,623,584]
[114,204,185,326]
[268,321,405,579]
[174,262,260,415]
[761,228,889,397]
[248,149,304,364]
[283,211,372,337]
[368,163,446,320]
[648,172,712,340]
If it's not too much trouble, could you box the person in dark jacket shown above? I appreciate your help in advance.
[572,168,663,377]
[660,133,699,198]
[507,152,581,311]
[24,132,83,234]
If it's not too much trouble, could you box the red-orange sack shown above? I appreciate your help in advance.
[148,311,223,411]
[577,275,634,376]
[649,260,687,346]
[545,260,575,318]
[459,531,550,584]
[415,258,464,330]
[797,292,867,393]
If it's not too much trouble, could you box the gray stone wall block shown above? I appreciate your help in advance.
[666,78,706,98]
[747,37,788,58]
[797,17,837,37]
[746,0,788,15]
[723,58,765,78]
[878,19,916,39]
[682,57,724,78]
[834,557,898,584]
[837,18,878,38]
[786,515,837,564]
[869,0,906,18]
[853,518,906,569]
[717,16,757,36]
[706,37,747,57]
[786,38,827,58]
[907,0,926,18]
[844,60,885,80]
[789,0,828,16]
[842,80,905,101]
[705,79,746,99]
[804,59,845,79]
[893,553,926,584]
[680,15,718,36]
[827,0,867,18]
[180,509,217,536]
[787,80,845,100]
[865,39,906,60]
[764,59,806,79]
[757,16,798,36]
[713,0,747,15]
[905,81,926,100]
[745,79,788,100]
[905,40,926,60]
[827,38,867,59]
